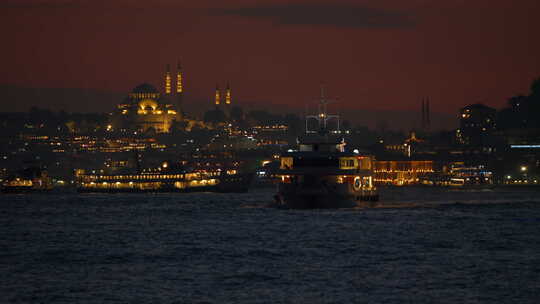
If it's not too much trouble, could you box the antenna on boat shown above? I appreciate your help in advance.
[336,96,341,133]
[305,83,340,133]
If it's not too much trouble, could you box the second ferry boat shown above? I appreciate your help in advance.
[274,88,379,208]
[1,166,53,193]
[75,161,252,193]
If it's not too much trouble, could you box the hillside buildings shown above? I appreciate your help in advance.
[456,103,497,146]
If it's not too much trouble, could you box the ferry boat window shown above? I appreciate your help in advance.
[358,157,372,170]
[339,158,356,169]
[280,157,293,169]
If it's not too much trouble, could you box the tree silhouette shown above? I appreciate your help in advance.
[497,77,540,129]
[230,106,244,122]
[203,108,226,124]
[530,77,540,100]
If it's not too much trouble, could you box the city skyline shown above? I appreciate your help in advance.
[1,0,539,114]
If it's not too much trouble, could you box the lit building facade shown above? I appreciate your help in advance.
[373,160,434,185]
[252,124,289,147]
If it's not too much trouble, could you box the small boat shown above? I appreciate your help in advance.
[1,167,53,193]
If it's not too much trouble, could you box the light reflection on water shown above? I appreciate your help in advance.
[1,187,540,303]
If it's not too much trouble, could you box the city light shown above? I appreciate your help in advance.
[511,145,540,149]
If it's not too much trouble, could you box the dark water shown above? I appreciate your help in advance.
[1,187,540,303]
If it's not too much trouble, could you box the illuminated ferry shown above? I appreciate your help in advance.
[1,167,53,193]
[75,162,251,193]
[420,163,494,188]
[448,164,493,187]
[274,89,378,208]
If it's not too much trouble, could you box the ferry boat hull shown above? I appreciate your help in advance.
[276,178,378,209]
[276,192,379,209]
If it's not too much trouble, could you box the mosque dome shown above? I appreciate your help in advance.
[132,83,159,94]
[129,83,161,102]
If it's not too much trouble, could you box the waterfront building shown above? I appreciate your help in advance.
[373,159,434,186]
[384,131,426,157]
[207,134,258,151]
[252,124,289,147]
[456,103,497,145]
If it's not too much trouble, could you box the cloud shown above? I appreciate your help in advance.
[213,4,413,28]
[0,0,84,9]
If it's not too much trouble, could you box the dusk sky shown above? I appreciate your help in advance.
[1,0,539,115]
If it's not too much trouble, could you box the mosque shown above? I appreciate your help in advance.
[111,62,234,133]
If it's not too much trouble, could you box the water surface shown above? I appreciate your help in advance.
[1,187,540,303]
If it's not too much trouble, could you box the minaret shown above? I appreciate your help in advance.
[215,84,221,106]
[165,64,172,95]
[225,82,231,105]
[175,61,184,118]
[176,61,183,94]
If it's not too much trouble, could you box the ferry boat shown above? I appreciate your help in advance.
[1,167,53,193]
[448,164,493,188]
[274,89,378,208]
[420,164,494,188]
[75,162,252,193]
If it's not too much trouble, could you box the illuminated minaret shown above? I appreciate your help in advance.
[176,61,183,94]
[175,61,184,117]
[421,98,427,130]
[165,64,172,95]
[215,84,221,105]
[225,82,231,105]
[420,97,431,131]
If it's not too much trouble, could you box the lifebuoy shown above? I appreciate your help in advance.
[353,177,361,191]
